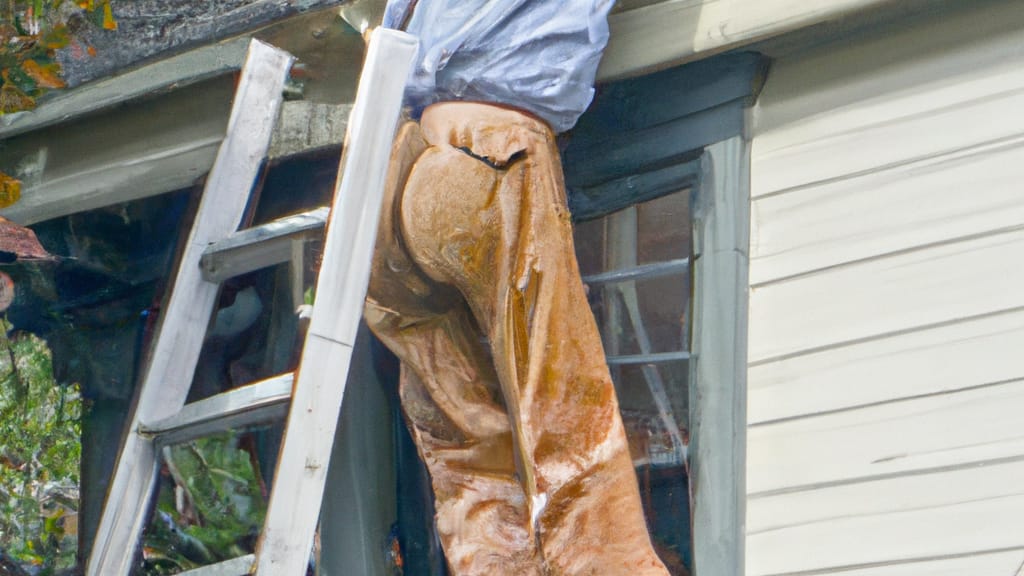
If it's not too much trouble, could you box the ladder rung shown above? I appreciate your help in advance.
[582,257,689,286]
[175,554,254,576]
[200,206,329,283]
[139,373,293,446]
[606,350,691,365]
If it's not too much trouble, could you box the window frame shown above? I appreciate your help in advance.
[686,136,750,576]
[570,139,750,576]
[563,52,761,575]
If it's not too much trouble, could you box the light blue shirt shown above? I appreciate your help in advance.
[384,0,615,133]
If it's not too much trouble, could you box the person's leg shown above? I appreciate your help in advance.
[366,121,543,575]
[399,102,668,575]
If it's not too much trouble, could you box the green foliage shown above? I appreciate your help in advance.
[0,1,115,113]
[2,2,71,115]
[1,1,115,202]
[141,433,268,574]
[0,315,266,575]
[0,319,81,574]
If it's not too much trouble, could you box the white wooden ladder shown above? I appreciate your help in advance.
[87,30,417,576]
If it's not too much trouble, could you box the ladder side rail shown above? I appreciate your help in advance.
[87,39,293,576]
[254,28,418,575]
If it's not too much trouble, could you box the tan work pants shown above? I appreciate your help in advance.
[366,102,668,576]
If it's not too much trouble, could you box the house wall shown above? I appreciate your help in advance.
[746,1,1024,574]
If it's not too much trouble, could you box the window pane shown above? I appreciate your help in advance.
[141,426,281,575]
[584,274,689,356]
[572,216,606,277]
[636,190,691,265]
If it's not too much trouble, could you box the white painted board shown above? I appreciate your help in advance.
[748,228,1024,364]
[748,460,1024,574]
[748,459,1024,536]
[254,28,418,575]
[748,379,1024,495]
[748,308,1024,424]
[751,138,1024,285]
[748,478,1024,575]
[752,0,1024,198]
[749,494,1024,576]
[768,550,1024,576]
[747,7,1024,573]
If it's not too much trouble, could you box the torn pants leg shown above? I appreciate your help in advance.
[367,103,669,576]
[367,121,541,575]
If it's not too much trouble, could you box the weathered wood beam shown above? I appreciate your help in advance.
[0,7,359,227]
[599,0,898,80]
[0,99,348,226]
[0,36,252,140]
[268,102,351,160]
[60,1,346,88]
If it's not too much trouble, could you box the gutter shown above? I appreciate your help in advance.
[599,0,902,80]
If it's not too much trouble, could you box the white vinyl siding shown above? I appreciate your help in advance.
[746,1,1024,574]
